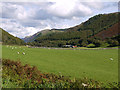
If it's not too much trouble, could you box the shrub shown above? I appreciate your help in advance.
[87,43,95,48]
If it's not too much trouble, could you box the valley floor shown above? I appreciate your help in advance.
[2,45,118,85]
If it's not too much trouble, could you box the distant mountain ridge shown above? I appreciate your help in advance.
[23,29,64,42]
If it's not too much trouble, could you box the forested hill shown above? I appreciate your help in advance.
[0,28,25,45]
[65,12,119,33]
[23,29,64,42]
[29,12,119,47]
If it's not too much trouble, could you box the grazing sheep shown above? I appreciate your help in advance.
[0,68,2,71]
[17,52,20,54]
[82,83,88,87]
[110,58,113,61]
[22,52,25,55]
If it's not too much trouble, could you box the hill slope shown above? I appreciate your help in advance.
[23,29,64,42]
[93,23,119,40]
[27,12,119,47]
[0,28,25,45]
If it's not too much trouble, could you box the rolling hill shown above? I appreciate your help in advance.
[0,28,25,45]
[27,12,119,47]
[23,29,64,42]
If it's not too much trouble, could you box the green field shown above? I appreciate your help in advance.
[2,45,118,84]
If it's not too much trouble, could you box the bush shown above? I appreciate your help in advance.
[93,40,102,47]
[107,39,119,47]
[87,43,95,48]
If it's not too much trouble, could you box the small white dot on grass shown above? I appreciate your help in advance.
[17,52,20,54]
[82,83,88,87]
[110,58,113,61]
[22,52,25,55]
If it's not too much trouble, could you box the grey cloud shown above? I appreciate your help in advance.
[2,3,17,19]
[32,9,53,20]
[0,2,118,38]
[19,19,42,27]
[103,2,118,8]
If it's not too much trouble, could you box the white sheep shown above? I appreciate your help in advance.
[82,83,88,87]
[17,52,20,54]
[22,52,25,55]
[110,58,113,61]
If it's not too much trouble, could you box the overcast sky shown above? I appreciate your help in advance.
[0,0,119,38]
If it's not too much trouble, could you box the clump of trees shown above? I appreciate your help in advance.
[28,35,120,48]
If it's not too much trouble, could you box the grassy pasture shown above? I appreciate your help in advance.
[2,45,118,84]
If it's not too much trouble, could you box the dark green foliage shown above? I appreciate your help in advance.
[0,28,25,45]
[93,40,102,47]
[2,59,119,88]
[107,39,119,47]
[111,35,120,46]
[81,39,88,47]
[105,35,120,47]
